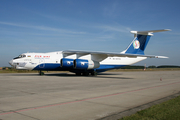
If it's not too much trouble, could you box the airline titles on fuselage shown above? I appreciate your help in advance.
[34,55,50,59]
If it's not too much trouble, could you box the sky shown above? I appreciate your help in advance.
[0,0,180,67]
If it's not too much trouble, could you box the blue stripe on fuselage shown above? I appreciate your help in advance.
[33,63,126,72]
[33,63,61,71]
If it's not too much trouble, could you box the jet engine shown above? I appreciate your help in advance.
[73,59,100,70]
[60,58,74,68]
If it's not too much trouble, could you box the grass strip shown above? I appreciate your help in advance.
[120,95,180,120]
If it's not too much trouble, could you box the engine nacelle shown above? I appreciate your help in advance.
[60,58,74,68]
[73,59,100,70]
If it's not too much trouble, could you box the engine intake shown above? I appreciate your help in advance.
[73,59,100,70]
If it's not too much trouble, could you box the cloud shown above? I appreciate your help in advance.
[32,12,132,34]
[97,25,131,33]
[0,21,86,34]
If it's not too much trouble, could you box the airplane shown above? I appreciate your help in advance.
[9,29,170,76]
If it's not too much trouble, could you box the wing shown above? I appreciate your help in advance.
[62,50,168,62]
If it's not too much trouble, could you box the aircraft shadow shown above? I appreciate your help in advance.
[1,73,39,76]
[45,73,76,77]
[95,76,133,79]
[2,73,133,79]
[44,73,133,79]
[98,73,122,75]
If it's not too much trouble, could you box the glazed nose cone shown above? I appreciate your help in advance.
[9,59,13,66]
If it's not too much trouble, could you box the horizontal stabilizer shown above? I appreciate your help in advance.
[155,56,169,58]
[131,29,171,36]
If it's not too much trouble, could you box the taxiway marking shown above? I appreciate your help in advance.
[1,81,180,116]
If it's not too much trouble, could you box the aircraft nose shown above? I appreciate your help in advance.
[9,59,13,66]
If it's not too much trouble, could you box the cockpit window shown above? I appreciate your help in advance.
[13,54,26,59]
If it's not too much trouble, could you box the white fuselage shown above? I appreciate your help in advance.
[9,51,147,72]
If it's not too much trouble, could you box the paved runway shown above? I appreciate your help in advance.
[0,71,180,120]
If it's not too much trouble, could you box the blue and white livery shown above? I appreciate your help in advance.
[9,29,170,76]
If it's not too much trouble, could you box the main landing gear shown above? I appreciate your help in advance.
[39,70,44,75]
[75,71,97,76]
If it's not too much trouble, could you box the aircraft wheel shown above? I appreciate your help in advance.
[91,71,97,76]
[76,73,81,76]
[39,71,44,75]
[83,72,89,76]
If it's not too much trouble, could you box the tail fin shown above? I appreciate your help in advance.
[123,29,171,55]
